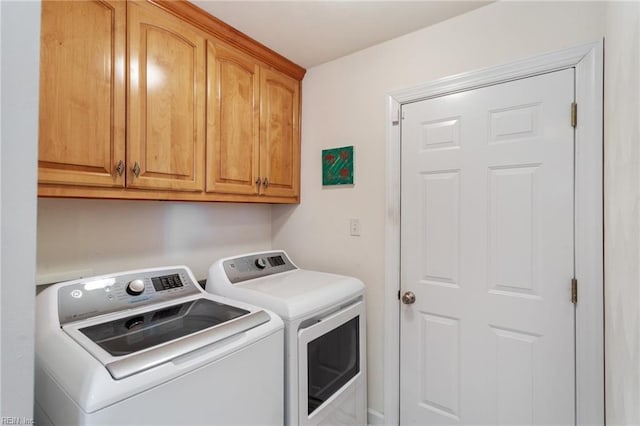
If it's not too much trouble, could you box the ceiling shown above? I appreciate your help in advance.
[192,1,492,69]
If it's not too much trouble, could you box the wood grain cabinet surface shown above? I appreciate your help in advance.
[38,0,304,203]
[38,0,126,188]
[259,68,300,199]
[127,1,205,192]
[206,40,301,200]
[206,40,260,196]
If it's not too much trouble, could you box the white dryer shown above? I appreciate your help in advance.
[35,266,284,426]
[207,251,366,426]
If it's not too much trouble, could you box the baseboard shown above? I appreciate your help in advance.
[367,408,384,425]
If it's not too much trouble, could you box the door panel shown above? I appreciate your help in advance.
[260,68,300,198]
[400,69,575,425]
[206,40,260,195]
[420,171,460,287]
[418,313,460,420]
[38,0,125,187]
[127,1,205,191]
[488,166,539,297]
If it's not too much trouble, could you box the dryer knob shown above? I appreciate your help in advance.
[126,279,145,296]
[255,258,267,269]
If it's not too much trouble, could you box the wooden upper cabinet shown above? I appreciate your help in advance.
[38,0,126,187]
[206,40,260,195]
[260,68,300,199]
[38,0,304,203]
[127,1,205,192]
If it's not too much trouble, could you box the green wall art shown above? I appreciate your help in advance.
[322,146,354,186]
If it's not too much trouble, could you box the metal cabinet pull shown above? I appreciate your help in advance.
[255,176,261,187]
[263,177,269,188]
[132,161,141,178]
[116,160,125,176]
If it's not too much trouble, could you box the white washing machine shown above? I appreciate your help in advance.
[207,251,367,426]
[35,265,284,426]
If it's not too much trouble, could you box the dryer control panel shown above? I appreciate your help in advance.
[57,267,200,325]
[223,251,297,284]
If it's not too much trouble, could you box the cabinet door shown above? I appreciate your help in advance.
[127,1,205,191]
[259,68,301,199]
[206,41,260,195]
[38,0,126,188]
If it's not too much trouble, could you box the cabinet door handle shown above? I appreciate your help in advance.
[263,177,269,188]
[132,161,141,178]
[116,160,125,176]
[255,176,261,187]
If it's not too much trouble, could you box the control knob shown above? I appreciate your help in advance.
[255,258,267,269]
[126,279,145,296]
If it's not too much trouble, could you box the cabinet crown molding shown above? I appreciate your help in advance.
[148,0,306,81]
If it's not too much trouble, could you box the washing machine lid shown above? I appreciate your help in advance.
[208,251,364,320]
[52,266,274,380]
[78,298,249,356]
[64,297,271,380]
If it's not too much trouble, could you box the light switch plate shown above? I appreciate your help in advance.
[350,218,361,236]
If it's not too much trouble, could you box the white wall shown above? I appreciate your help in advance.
[604,2,640,424]
[272,1,606,417]
[20,1,640,424]
[0,0,41,418]
[37,199,272,282]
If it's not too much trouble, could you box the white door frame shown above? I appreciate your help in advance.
[384,41,603,425]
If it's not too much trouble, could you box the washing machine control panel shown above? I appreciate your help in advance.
[223,251,296,283]
[57,267,200,324]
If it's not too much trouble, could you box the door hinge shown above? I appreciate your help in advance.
[571,278,578,304]
[571,102,577,128]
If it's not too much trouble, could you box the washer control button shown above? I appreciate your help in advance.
[255,258,267,269]
[126,279,145,296]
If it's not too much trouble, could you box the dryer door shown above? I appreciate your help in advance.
[298,300,366,426]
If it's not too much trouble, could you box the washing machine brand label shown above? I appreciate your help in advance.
[128,296,152,304]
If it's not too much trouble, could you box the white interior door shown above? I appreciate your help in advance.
[400,69,576,425]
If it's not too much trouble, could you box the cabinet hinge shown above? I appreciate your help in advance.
[571,102,577,128]
[571,278,578,304]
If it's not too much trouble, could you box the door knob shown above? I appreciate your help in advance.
[401,291,416,305]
